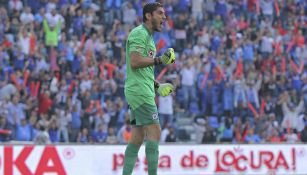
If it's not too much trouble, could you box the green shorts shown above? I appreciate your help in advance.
[129,103,159,126]
[125,94,159,126]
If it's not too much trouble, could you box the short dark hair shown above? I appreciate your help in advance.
[143,2,163,22]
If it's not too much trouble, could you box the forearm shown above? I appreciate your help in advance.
[131,57,155,69]
[130,52,161,69]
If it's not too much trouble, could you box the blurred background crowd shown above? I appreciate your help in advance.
[0,0,306,144]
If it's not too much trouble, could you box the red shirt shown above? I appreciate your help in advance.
[248,0,257,12]
[296,35,305,47]
[38,93,53,114]
[270,136,281,143]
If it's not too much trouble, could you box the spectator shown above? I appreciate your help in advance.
[34,125,51,144]
[43,17,61,47]
[158,88,174,128]
[49,120,59,143]
[116,120,131,144]
[105,127,118,144]
[0,115,13,142]
[8,0,23,12]
[92,124,108,143]
[180,60,197,110]
[244,128,262,143]
[165,126,177,142]
[15,118,31,141]
[202,127,216,144]
[56,108,71,142]
[219,118,234,142]
[19,6,34,25]
[7,95,28,125]
[191,0,203,22]
[45,9,64,28]
[268,129,282,143]
[281,93,304,130]
[284,129,299,143]
[77,128,91,143]
[194,117,206,144]
[122,2,137,25]
[70,104,81,142]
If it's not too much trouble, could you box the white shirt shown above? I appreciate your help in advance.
[191,0,203,13]
[46,3,57,13]
[180,67,196,86]
[281,101,304,130]
[80,80,92,93]
[45,13,64,27]
[261,0,273,15]
[50,77,59,93]
[20,12,34,25]
[57,110,71,129]
[36,59,50,73]
[9,0,23,11]
[198,33,210,46]
[285,133,298,143]
[205,0,215,13]
[19,35,30,55]
[158,95,173,115]
[261,36,273,53]
[123,8,137,25]
[193,44,206,56]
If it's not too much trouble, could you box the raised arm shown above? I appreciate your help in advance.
[42,18,49,33]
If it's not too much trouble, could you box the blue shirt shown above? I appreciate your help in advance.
[7,103,27,125]
[215,2,227,17]
[49,128,59,143]
[72,56,81,73]
[15,124,31,141]
[291,75,302,92]
[223,85,234,110]
[243,44,254,61]
[106,0,122,8]
[211,36,221,52]
[223,128,233,139]
[92,131,108,143]
[245,134,261,143]
[35,14,44,23]
[79,134,88,143]
[247,88,255,103]
[71,112,81,129]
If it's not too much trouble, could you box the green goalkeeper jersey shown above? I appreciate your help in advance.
[124,24,156,109]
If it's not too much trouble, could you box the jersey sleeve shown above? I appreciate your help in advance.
[128,30,147,54]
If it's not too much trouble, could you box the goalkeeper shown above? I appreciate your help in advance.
[122,2,176,175]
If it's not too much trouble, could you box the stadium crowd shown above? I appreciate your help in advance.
[0,0,307,144]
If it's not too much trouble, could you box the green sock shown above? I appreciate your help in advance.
[122,143,140,175]
[145,141,159,175]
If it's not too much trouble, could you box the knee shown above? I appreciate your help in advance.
[146,125,161,141]
[131,140,143,147]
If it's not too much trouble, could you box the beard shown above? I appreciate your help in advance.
[151,18,161,32]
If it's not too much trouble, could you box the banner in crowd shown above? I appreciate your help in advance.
[0,144,306,175]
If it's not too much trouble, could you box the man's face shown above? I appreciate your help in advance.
[149,7,166,32]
